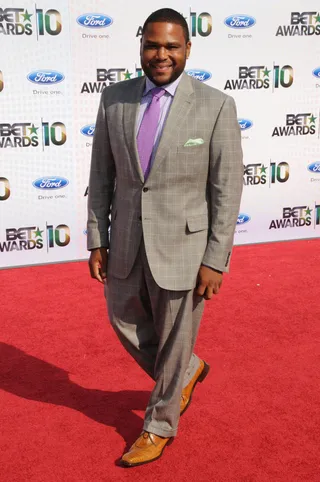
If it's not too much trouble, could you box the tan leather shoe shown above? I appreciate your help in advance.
[180,359,210,415]
[121,431,173,467]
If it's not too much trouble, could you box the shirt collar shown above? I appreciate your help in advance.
[143,72,183,97]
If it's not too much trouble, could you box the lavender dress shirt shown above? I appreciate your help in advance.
[136,74,182,173]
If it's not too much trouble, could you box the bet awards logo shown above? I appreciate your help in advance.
[276,12,320,36]
[0,121,67,148]
[272,113,318,137]
[0,224,70,252]
[0,7,62,37]
[189,11,212,37]
[269,205,320,230]
[0,70,3,92]
[225,65,294,91]
[0,177,10,200]
[244,161,290,187]
[81,67,143,93]
[136,11,212,38]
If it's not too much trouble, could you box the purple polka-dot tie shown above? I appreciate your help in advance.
[137,87,166,178]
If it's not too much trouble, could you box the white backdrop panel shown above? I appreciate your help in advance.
[0,0,319,267]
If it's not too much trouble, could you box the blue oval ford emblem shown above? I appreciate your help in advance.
[238,118,253,130]
[186,69,212,82]
[33,177,69,190]
[81,124,95,137]
[237,213,251,225]
[27,70,65,85]
[224,15,256,29]
[307,162,320,173]
[76,13,113,28]
[312,67,320,79]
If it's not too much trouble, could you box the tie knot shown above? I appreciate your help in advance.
[151,87,166,100]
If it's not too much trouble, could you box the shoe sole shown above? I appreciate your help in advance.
[121,438,174,468]
[180,361,210,416]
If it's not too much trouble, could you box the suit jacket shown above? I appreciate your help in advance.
[87,72,243,291]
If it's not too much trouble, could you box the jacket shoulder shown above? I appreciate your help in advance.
[101,77,144,103]
[189,76,234,104]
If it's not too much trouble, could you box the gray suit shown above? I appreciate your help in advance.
[87,72,243,437]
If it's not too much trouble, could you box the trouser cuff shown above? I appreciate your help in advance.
[143,422,177,438]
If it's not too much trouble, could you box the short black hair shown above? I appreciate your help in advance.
[142,8,190,43]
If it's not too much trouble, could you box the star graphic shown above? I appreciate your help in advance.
[305,207,312,216]
[123,70,133,80]
[260,165,267,174]
[21,10,33,22]
[34,227,44,238]
[29,124,39,135]
[314,13,320,23]
[263,68,271,77]
[309,114,317,125]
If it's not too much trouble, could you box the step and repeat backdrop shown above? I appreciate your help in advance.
[0,0,320,268]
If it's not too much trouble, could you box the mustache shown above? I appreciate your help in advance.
[149,62,174,66]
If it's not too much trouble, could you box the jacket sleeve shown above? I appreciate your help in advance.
[202,95,243,272]
[87,89,116,250]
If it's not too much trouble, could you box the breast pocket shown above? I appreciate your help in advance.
[176,143,208,162]
[177,141,206,152]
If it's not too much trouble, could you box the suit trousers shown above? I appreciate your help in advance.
[105,239,204,438]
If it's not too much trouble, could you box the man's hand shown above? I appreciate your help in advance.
[196,265,223,300]
[88,247,108,283]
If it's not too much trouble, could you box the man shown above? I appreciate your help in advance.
[87,8,243,467]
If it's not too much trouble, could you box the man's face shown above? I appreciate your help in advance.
[140,22,191,86]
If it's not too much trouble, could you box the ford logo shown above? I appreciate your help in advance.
[76,13,113,28]
[27,70,65,85]
[33,177,69,190]
[81,124,95,137]
[307,162,320,173]
[224,15,256,29]
[238,118,253,130]
[186,69,212,82]
[312,67,320,79]
[237,213,251,225]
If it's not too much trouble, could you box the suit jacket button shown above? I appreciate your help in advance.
[143,187,149,192]
[138,216,142,221]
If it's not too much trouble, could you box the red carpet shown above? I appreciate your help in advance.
[1,239,320,481]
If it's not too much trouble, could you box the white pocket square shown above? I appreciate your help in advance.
[184,138,205,147]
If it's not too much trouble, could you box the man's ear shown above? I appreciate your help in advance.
[186,41,191,59]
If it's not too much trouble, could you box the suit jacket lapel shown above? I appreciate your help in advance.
[148,72,195,180]
[123,76,146,183]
